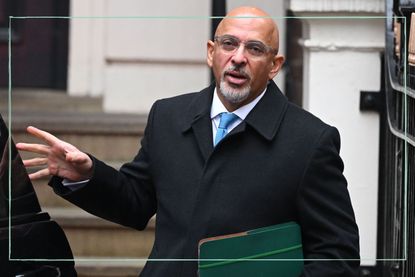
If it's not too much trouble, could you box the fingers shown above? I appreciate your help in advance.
[22,157,48,167]
[16,142,50,155]
[28,168,50,180]
[26,126,60,146]
[17,126,93,180]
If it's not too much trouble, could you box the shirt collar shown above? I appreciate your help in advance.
[210,87,267,120]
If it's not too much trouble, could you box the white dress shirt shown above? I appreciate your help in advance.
[210,87,266,144]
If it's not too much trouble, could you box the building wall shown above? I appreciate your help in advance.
[290,0,385,266]
[68,0,286,113]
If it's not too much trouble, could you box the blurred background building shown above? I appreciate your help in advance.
[1,0,414,276]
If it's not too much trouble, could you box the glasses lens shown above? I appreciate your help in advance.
[220,37,239,51]
[245,42,267,56]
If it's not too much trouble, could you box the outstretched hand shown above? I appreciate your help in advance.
[16,126,93,182]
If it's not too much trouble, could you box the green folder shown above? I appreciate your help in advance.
[198,222,303,277]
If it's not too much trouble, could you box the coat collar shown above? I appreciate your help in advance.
[181,83,215,133]
[244,80,288,141]
[181,81,288,159]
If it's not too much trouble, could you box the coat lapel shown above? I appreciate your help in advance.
[181,84,215,162]
[229,81,289,142]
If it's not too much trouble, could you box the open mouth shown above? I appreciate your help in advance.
[224,70,250,86]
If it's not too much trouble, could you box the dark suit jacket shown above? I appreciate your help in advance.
[50,81,360,276]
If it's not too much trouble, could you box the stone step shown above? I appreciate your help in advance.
[34,181,77,207]
[0,88,103,113]
[45,207,155,258]
[7,110,147,162]
[1,89,147,161]
[75,258,146,277]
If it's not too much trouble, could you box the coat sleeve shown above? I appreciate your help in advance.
[48,102,159,231]
[297,126,360,276]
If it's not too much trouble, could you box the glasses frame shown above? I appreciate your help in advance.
[213,35,278,58]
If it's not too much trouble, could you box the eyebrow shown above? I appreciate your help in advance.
[220,34,266,44]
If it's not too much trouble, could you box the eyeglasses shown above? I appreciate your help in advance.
[214,35,277,58]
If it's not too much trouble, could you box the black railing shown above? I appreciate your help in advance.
[379,1,415,276]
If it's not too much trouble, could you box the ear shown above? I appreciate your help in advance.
[268,55,285,80]
[207,40,215,68]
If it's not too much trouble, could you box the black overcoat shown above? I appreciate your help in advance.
[51,81,360,276]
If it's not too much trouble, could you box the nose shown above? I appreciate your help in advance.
[231,44,248,65]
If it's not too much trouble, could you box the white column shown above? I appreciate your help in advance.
[68,0,106,97]
[290,0,385,266]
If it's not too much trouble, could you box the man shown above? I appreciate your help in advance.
[17,6,360,277]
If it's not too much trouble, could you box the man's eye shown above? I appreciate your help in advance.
[222,39,236,46]
[247,44,265,55]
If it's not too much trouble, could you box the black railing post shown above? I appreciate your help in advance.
[210,0,226,82]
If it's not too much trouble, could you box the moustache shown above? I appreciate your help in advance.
[223,66,251,80]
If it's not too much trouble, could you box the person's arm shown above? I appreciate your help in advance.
[297,126,360,277]
[50,103,158,230]
[16,102,158,230]
[49,144,156,231]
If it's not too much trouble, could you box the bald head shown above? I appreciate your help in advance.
[215,6,280,53]
[207,6,285,111]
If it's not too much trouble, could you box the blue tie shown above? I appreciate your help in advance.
[214,112,239,146]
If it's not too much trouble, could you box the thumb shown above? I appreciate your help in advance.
[65,151,89,164]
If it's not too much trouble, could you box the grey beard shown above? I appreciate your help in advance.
[219,80,251,104]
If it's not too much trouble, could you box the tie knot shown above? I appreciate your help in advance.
[218,112,239,129]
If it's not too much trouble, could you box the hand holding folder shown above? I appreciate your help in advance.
[198,222,303,277]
